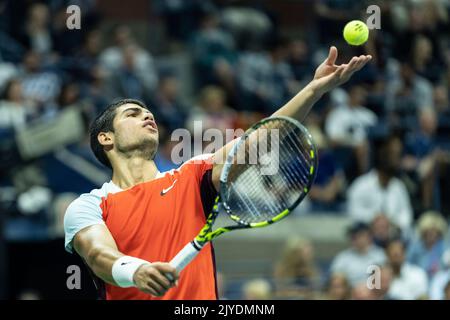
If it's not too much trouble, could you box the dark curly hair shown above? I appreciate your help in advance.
[89,98,148,169]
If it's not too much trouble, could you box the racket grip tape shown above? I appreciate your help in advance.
[166,241,202,280]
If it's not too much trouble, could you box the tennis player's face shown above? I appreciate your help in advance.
[112,104,159,157]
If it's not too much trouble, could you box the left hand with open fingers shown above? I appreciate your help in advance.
[311,46,372,94]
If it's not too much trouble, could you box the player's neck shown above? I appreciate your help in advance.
[111,157,159,190]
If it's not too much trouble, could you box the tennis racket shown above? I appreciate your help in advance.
[168,115,318,275]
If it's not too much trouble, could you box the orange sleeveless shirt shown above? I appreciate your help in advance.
[100,157,218,300]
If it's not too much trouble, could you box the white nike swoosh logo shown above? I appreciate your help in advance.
[160,179,177,195]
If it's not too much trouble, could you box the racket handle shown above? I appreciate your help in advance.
[166,241,202,280]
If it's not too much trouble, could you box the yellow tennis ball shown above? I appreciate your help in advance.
[343,20,369,46]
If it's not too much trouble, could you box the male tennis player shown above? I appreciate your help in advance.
[64,47,371,300]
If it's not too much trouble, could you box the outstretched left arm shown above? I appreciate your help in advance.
[211,46,372,189]
[273,46,371,121]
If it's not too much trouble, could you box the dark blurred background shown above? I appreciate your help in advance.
[0,0,450,300]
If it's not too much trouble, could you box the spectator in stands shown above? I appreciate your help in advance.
[150,73,189,132]
[288,39,314,84]
[242,279,272,300]
[0,78,29,130]
[51,5,86,57]
[429,249,450,300]
[307,116,345,211]
[385,238,428,300]
[352,267,393,300]
[106,44,151,102]
[0,60,18,91]
[350,282,375,300]
[236,36,297,113]
[82,64,109,114]
[434,84,449,117]
[273,237,321,299]
[57,81,96,119]
[407,210,449,278]
[323,273,351,300]
[152,0,214,42]
[72,29,104,84]
[444,280,450,300]
[402,107,444,210]
[191,12,237,93]
[314,0,365,44]
[19,3,52,55]
[405,0,448,34]
[325,85,377,179]
[187,85,237,135]
[411,34,444,85]
[18,50,60,119]
[371,265,394,300]
[389,0,449,81]
[58,82,81,109]
[221,5,272,49]
[348,134,413,237]
[326,86,377,147]
[444,281,450,300]
[370,214,402,249]
[385,61,434,129]
[100,24,158,94]
[330,222,386,286]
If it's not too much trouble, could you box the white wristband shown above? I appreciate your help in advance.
[112,256,150,288]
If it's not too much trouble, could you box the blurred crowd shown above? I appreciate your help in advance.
[1,0,450,300]
[232,214,450,300]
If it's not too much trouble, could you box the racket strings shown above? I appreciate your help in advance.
[230,128,286,217]
[224,119,316,224]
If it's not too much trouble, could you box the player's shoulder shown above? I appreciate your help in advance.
[182,153,214,165]
[155,154,214,186]
[162,154,214,175]
[67,181,121,209]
